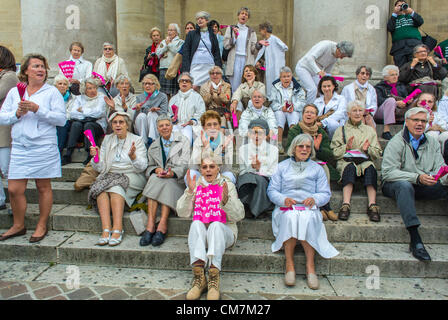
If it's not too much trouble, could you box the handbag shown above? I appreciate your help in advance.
[421,30,438,52]
[222,26,234,62]
[165,53,183,80]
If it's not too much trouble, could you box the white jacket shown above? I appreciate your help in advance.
[156,36,184,69]
[239,102,278,137]
[168,89,205,126]
[70,93,108,132]
[269,78,306,114]
[341,81,378,116]
[296,40,338,75]
[313,93,347,128]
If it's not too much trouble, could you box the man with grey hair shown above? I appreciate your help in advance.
[382,107,448,261]
[295,40,354,104]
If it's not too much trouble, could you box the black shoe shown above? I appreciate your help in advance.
[139,230,155,246]
[151,231,166,247]
[0,203,6,211]
[83,155,92,166]
[61,155,72,166]
[382,131,393,140]
[410,242,431,261]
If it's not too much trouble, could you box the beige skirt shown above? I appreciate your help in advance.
[142,174,185,212]
[106,172,147,207]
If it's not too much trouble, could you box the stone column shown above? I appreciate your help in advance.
[21,0,117,77]
[293,0,390,79]
[116,0,165,86]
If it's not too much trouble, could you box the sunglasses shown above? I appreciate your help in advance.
[201,164,217,170]
[180,79,191,83]
[103,47,114,51]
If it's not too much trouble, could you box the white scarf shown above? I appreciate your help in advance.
[211,80,222,90]
[178,89,194,124]
[95,54,119,82]
[199,173,222,187]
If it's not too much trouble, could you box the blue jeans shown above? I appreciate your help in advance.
[57,120,71,155]
[382,180,448,228]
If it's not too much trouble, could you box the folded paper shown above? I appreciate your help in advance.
[433,166,448,181]
[17,82,27,101]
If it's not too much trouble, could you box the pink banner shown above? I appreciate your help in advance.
[193,184,227,224]
[58,61,75,79]
[83,129,99,163]
[403,89,422,104]
[232,111,238,128]
[433,166,448,181]
[171,104,179,123]
[346,150,363,155]
[280,205,307,212]
[435,46,445,60]
[92,72,106,85]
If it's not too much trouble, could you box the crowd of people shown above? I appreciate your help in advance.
[1,2,448,300]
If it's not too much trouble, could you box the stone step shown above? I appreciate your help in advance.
[1,230,447,278]
[4,180,446,215]
[2,205,446,244]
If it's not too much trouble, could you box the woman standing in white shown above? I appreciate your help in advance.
[223,7,259,92]
[0,54,66,243]
[60,42,93,95]
[295,40,354,104]
[267,134,339,289]
[255,22,288,97]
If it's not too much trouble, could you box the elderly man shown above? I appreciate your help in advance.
[388,1,424,68]
[168,72,206,144]
[239,89,277,138]
[269,66,306,153]
[382,107,448,261]
[295,40,354,104]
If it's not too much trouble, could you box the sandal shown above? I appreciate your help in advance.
[367,204,381,222]
[96,229,111,246]
[109,230,124,247]
[338,203,351,221]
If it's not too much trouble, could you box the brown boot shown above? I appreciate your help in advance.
[320,209,329,221]
[186,266,207,300]
[207,267,220,300]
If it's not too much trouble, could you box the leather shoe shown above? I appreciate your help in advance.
[338,203,351,221]
[382,131,393,140]
[0,227,26,241]
[139,230,155,246]
[410,243,431,261]
[151,231,166,247]
[29,229,48,243]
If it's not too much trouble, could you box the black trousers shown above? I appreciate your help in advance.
[341,163,378,190]
[67,120,103,152]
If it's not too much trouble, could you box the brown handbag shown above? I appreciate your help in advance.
[165,53,182,80]
[74,162,99,192]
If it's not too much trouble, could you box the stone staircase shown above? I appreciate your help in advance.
[1,124,448,300]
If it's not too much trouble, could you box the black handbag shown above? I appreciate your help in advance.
[421,30,438,52]
[222,26,234,62]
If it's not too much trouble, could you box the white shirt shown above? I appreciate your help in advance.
[191,31,215,65]
[297,40,338,75]
[235,24,249,56]
[70,94,108,132]
[313,93,347,128]
[239,140,279,177]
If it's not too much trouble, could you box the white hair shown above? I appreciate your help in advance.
[405,107,430,121]
[103,42,115,50]
[251,89,266,99]
[279,66,293,75]
[287,133,316,159]
[347,100,366,113]
[53,74,69,85]
[195,11,211,21]
[168,23,181,35]
[80,77,101,94]
[115,74,132,86]
[382,65,399,78]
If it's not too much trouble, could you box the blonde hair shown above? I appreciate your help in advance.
[142,73,161,91]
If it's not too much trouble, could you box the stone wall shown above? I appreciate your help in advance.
[0,0,22,62]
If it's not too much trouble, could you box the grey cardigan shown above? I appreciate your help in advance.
[0,70,19,148]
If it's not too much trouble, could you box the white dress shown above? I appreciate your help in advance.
[267,158,339,258]
[0,84,66,179]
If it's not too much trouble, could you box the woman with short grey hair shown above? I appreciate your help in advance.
[268,133,339,289]
[104,74,137,126]
[54,75,77,155]
[181,11,222,89]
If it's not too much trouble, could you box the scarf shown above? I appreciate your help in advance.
[178,89,194,124]
[211,80,222,90]
[150,42,160,72]
[385,81,398,96]
[63,91,70,102]
[354,81,368,104]
[199,173,222,187]
[206,131,221,151]
[298,121,319,137]
[95,54,119,82]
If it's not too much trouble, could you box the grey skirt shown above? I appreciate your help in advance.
[236,173,274,217]
[142,174,185,211]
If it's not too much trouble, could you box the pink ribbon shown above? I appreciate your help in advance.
[403,89,422,104]
[434,166,448,181]
[83,129,99,163]
[347,150,363,155]
[280,205,307,212]
[171,104,179,123]
[92,72,106,85]
[132,92,153,110]
[365,108,375,113]
[232,111,238,128]
[259,66,266,71]
[435,46,445,60]
[317,162,327,165]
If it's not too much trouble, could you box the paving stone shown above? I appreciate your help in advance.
[0,280,16,289]
[101,288,130,300]
[91,286,116,295]
[0,284,28,299]
[123,287,150,297]
[158,288,184,298]
[10,294,33,300]
[66,287,96,300]
[33,286,62,299]
[224,293,268,300]
[170,292,187,300]
[135,290,166,300]
[0,261,51,281]
[49,295,68,300]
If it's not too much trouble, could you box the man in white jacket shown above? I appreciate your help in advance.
[295,40,354,104]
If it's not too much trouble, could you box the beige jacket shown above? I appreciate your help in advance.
[200,80,232,112]
[0,71,19,147]
[176,176,245,246]
[223,25,259,77]
[331,120,382,178]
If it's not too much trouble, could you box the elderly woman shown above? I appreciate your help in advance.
[295,40,354,104]
[0,46,19,213]
[140,115,190,247]
[331,100,382,222]
[60,41,93,95]
[93,42,128,96]
[230,65,266,119]
[239,90,277,138]
[374,65,411,140]
[54,75,77,155]
[89,112,148,246]
[199,66,231,127]
[177,154,245,300]
[237,119,278,218]
[168,72,206,143]
[103,74,137,123]
[314,75,347,139]
[0,53,66,243]
[415,92,448,153]
[286,103,339,220]
[223,7,259,92]
[341,66,378,129]
[399,44,447,97]
[189,110,234,184]
[267,134,339,289]
[181,11,222,90]
[255,22,288,96]
[270,66,307,153]
[62,77,107,166]
[132,74,168,146]
[140,27,162,82]
[157,23,184,98]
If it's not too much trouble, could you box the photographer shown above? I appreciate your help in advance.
[387,1,424,68]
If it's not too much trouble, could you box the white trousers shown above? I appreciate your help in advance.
[173,124,194,145]
[229,54,247,92]
[134,112,159,142]
[188,220,234,271]
[0,147,11,205]
[295,66,320,104]
[425,131,448,153]
[275,110,300,129]
[323,118,343,140]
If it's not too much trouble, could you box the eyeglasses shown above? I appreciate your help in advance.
[143,82,155,86]
[201,164,217,169]
[415,50,427,54]
[297,145,312,150]
[408,118,428,124]
[251,130,266,136]
[103,47,114,51]
[112,120,126,125]
[210,72,222,75]
[359,72,371,76]
[179,79,191,83]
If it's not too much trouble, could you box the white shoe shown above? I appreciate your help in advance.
[109,230,124,247]
[96,229,111,246]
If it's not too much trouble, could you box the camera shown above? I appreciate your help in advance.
[401,3,409,11]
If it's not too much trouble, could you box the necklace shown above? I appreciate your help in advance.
[114,136,127,162]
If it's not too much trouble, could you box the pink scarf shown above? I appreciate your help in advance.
[385,81,398,96]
